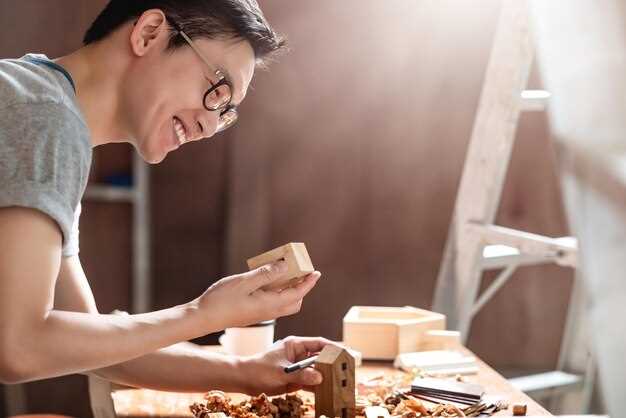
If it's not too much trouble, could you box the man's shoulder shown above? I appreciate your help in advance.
[0,54,90,154]
[0,54,69,108]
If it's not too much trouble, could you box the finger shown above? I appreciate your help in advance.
[276,299,303,319]
[289,336,340,360]
[285,338,298,363]
[285,336,325,361]
[290,336,311,361]
[286,382,303,394]
[292,367,323,388]
[277,272,321,304]
[240,260,289,292]
[284,367,322,394]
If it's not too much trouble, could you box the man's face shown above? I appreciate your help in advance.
[122,14,256,164]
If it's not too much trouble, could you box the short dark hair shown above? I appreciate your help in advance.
[84,0,287,66]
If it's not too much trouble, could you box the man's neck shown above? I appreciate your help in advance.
[55,42,130,147]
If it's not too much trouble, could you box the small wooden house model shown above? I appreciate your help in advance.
[314,345,356,418]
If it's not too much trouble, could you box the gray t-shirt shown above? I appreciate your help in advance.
[0,54,92,256]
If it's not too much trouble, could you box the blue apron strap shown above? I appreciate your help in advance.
[24,56,76,93]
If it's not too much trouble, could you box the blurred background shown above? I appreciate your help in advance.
[0,1,576,416]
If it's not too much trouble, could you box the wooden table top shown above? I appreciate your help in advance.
[112,347,550,418]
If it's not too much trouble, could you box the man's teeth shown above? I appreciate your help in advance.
[174,118,188,145]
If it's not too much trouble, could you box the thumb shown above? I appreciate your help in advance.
[242,260,289,292]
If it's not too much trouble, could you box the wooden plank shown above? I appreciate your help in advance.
[419,330,462,351]
[433,0,534,338]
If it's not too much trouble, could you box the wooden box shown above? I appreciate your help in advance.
[343,306,446,360]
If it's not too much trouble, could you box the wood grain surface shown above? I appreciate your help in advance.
[113,347,550,418]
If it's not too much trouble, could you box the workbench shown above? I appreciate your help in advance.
[112,347,550,417]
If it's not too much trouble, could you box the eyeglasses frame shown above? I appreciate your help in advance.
[167,18,239,132]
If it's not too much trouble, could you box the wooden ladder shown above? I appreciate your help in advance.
[431,0,592,410]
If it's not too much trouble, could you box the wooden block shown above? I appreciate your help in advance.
[343,306,446,360]
[512,404,527,416]
[314,345,356,418]
[394,350,478,376]
[247,243,314,290]
[418,330,462,351]
[364,406,391,418]
[411,377,484,400]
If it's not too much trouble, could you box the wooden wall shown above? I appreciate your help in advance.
[0,1,573,416]
[225,0,573,370]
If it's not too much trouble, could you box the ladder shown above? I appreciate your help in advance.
[431,0,592,409]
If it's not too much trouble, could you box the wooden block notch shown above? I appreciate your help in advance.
[247,243,314,290]
[314,345,356,418]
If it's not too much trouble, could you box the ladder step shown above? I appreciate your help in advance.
[479,228,577,269]
[508,371,582,393]
[482,244,557,269]
[521,89,550,112]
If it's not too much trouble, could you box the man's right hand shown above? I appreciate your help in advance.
[193,260,321,332]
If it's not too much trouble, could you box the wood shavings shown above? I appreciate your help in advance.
[431,404,466,417]
[191,392,306,418]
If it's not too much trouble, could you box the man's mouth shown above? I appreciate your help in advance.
[173,116,188,145]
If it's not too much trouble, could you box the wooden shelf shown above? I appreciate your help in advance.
[84,184,136,203]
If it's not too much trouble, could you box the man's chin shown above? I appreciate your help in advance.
[136,143,169,164]
[136,149,167,165]
[146,153,167,164]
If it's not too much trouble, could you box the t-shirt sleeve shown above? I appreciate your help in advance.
[0,102,90,256]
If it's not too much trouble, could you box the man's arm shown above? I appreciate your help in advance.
[55,255,246,393]
[58,248,327,394]
[0,207,320,384]
[0,207,203,383]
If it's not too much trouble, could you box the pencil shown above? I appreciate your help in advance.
[283,355,319,373]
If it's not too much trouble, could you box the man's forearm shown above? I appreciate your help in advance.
[7,303,207,383]
[93,343,249,394]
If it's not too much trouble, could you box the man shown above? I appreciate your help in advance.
[0,0,331,395]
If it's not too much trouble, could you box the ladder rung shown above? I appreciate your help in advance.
[481,236,577,269]
[471,223,578,268]
[521,89,550,112]
[508,371,582,393]
[482,244,557,269]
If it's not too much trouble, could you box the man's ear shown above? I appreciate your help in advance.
[129,9,168,57]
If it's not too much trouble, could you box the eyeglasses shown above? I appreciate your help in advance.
[169,19,239,133]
